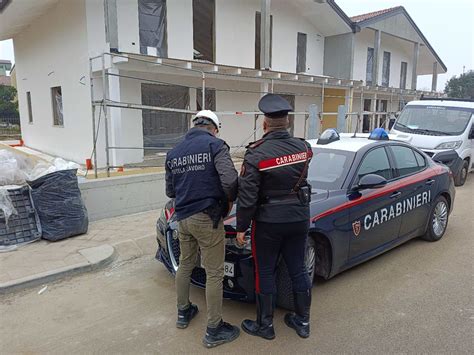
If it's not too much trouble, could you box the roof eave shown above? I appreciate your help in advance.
[326,0,357,33]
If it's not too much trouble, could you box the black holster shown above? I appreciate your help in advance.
[203,200,227,229]
[297,184,312,206]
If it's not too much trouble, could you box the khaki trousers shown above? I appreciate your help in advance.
[176,212,225,328]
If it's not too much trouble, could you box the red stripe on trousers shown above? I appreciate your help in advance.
[250,222,260,294]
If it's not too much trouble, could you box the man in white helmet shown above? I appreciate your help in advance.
[165,110,239,348]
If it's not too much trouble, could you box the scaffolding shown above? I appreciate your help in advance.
[89,52,441,178]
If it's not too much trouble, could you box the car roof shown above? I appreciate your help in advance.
[407,100,474,109]
[307,133,392,152]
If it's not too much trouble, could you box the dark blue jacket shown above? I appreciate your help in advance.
[165,128,237,221]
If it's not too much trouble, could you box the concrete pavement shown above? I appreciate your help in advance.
[0,209,160,293]
[1,176,472,353]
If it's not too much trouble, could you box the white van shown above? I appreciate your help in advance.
[390,98,474,186]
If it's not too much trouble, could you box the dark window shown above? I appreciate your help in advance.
[196,88,216,111]
[26,91,33,124]
[138,0,168,57]
[193,0,214,61]
[391,145,421,177]
[308,148,355,190]
[377,99,388,127]
[296,32,307,73]
[141,83,189,153]
[400,61,407,89]
[366,47,374,85]
[357,147,392,182]
[255,11,273,69]
[51,86,63,126]
[382,51,391,87]
[363,99,371,133]
[414,150,426,168]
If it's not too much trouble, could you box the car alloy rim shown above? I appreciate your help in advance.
[305,245,316,279]
[432,201,448,237]
[461,167,467,181]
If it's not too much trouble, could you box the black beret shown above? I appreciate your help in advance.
[258,94,293,118]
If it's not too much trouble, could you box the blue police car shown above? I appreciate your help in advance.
[156,129,456,309]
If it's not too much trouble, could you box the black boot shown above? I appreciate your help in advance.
[176,303,199,329]
[284,290,311,338]
[202,320,240,348]
[241,293,275,340]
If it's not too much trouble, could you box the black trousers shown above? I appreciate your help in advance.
[252,220,311,295]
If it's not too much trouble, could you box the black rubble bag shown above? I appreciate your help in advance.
[27,169,88,241]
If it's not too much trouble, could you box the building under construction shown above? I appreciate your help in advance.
[0,0,446,176]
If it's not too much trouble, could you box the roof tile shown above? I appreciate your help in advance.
[350,6,403,23]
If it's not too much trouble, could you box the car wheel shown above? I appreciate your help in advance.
[454,160,469,186]
[422,195,449,242]
[275,237,316,310]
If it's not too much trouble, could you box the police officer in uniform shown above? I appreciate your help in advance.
[236,94,313,340]
[165,110,240,348]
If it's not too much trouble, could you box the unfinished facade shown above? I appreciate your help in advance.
[0,0,446,173]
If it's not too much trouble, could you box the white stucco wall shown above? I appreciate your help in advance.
[86,0,109,57]
[117,0,140,54]
[167,0,193,60]
[270,0,325,75]
[215,0,260,68]
[112,0,325,74]
[14,0,94,165]
[353,28,414,88]
[215,0,325,74]
[115,0,193,60]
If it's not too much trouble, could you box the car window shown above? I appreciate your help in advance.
[413,150,426,168]
[356,147,392,182]
[308,148,355,190]
[394,105,473,136]
[391,145,421,177]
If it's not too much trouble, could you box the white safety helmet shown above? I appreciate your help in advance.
[193,110,221,130]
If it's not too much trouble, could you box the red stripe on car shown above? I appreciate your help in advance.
[312,166,444,222]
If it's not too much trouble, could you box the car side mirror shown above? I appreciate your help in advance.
[432,149,458,164]
[356,174,387,190]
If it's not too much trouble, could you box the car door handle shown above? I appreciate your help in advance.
[426,179,435,186]
[390,191,402,199]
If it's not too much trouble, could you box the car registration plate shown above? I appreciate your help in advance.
[224,262,234,277]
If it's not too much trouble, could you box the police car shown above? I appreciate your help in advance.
[156,128,456,309]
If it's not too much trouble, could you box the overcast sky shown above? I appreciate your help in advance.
[0,0,472,92]
[337,0,474,91]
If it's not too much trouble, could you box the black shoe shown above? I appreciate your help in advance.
[176,303,199,329]
[284,290,311,338]
[202,320,240,348]
[241,293,275,340]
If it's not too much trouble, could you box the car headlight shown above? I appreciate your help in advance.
[435,141,462,150]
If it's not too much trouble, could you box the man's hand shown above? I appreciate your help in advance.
[236,232,247,247]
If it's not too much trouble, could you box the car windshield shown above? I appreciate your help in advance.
[394,105,473,136]
[308,148,355,190]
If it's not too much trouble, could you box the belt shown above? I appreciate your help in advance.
[260,193,299,204]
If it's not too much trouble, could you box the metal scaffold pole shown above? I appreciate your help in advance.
[102,53,111,177]
[89,58,98,178]
[201,73,206,110]
[321,81,325,132]
[359,87,364,134]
